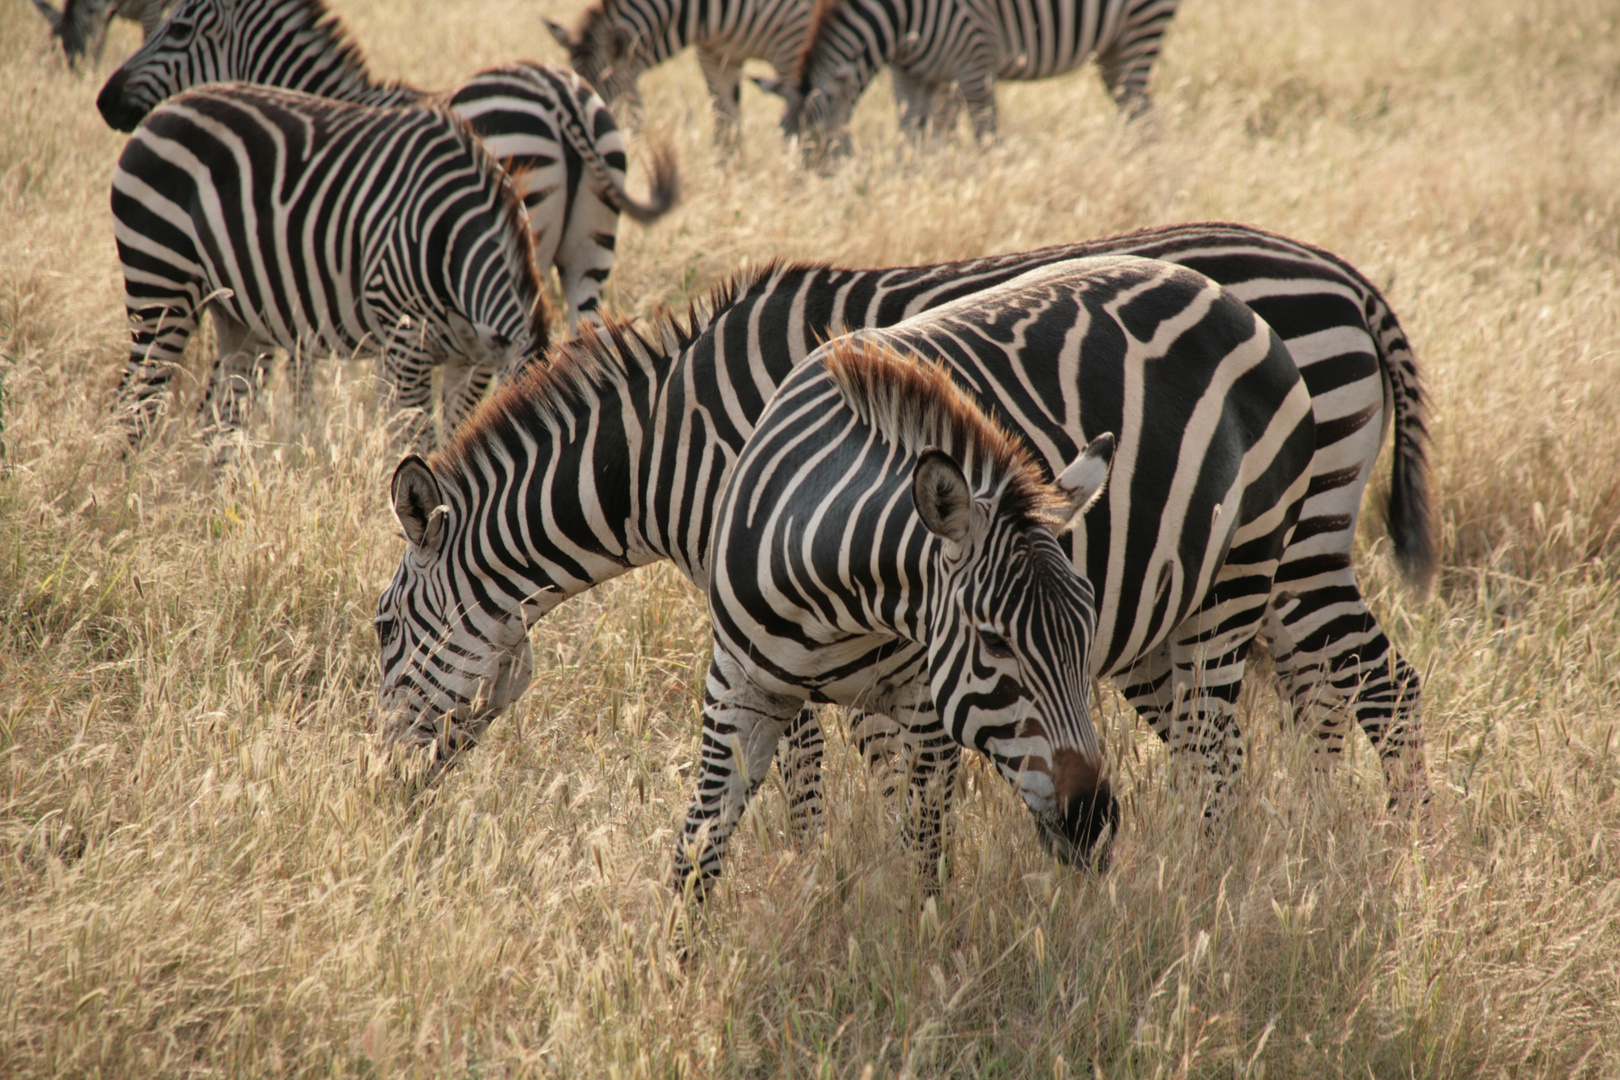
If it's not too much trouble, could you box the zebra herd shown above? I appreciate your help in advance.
[47,0,1437,907]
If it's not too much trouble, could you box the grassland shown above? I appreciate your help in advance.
[3,0,1620,1075]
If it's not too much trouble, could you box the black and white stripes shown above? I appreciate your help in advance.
[772,0,1180,145]
[95,0,677,329]
[547,0,815,144]
[112,84,548,448]
[374,223,1432,823]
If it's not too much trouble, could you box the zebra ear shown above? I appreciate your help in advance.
[1055,433,1116,533]
[392,455,447,554]
[913,447,977,546]
[544,17,574,48]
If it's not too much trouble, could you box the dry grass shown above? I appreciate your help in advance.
[4,0,1620,1075]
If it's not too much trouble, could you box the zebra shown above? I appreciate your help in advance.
[94,0,679,331]
[685,335,1128,890]
[31,0,170,66]
[112,83,549,453]
[373,222,1432,821]
[545,0,812,145]
[543,0,947,146]
[761,0,1180,149]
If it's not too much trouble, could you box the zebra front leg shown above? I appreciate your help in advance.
[673,655,804,901]
[957,69,999,143]
[777,706,827,849]
[697,47,743,148]
[442,361,496,436]
[1165,598,1265,827]
[887,685,961,890]
[380,345,438,453]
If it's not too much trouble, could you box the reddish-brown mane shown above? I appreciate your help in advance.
[819,337,1066,525]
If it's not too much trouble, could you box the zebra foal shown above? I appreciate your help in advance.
[374,223,1431,817]
[112,84,548,451]
[95,0,678,330]
[765,0,1179,149]
[683,257,1315,891]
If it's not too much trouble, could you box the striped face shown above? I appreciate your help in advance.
[914,446,1120,866]
[546,11,643,109]
[375,457,534,763]
[96,0,230,131]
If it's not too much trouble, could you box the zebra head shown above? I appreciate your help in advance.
[96,0,233,131]
[915,434,1121,867]
[96,0,376,132]
[374,455,536,770]
[545,5,643,111]
[755,69,858,162]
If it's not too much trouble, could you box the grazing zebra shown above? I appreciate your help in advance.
[545,0,813,144]
[686,336,1128,889]
[374,223,1432,822]
[763,0,1180,148]
[112,84,548,451]
[31,0,169,66]
[95,0,679,330]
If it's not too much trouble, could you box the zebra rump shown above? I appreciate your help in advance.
[682,256,1314,891]
[94,0,678,329]
[111,83,548,450]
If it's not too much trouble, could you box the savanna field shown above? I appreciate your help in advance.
[3,0,1620,1074]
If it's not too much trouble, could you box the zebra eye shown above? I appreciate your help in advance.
[978,628,1013,659]
[374,616,399,649]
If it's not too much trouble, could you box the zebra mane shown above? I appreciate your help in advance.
[431,256,828,477]
[795,0,848,85]
[261,0,415,98]
[819,337,1066,526]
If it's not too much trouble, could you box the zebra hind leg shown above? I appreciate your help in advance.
[1265,585,1430,815]
[777,706,827,850]
[198,307,272,464]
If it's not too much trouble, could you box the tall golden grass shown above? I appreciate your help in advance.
[2,0,1619,1075]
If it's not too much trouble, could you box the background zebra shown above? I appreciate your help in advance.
[373,223,1432,819]
[546,0,813,145]
[113,84,549,453]
[682,336,1124,892]
[31,0,169,66]
[763,0,1180,147]
[95,0,678,330]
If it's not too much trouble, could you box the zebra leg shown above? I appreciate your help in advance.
[381,345,437,452]
[673,654,803,900]
[552,179,617,331]
[442,361,496,435]
[197,307,272,455]
[777,706,826,848]
[957,69,999,142]
[1265,584,1430,813]
[1119,642,1176,744]
[696,47,743,147]
[890,69,935,142]
[114,295,202,443]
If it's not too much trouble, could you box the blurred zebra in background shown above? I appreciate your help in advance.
[31,0,169,66]
[546,0,813,144]
[764,0,1179,149]
[96,0,678,330]
[112,85,549,454]
[372,223,1433,820]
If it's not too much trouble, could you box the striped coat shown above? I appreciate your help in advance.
[769,0,1178,146]
[95,0,677,330]
[112,85,548,451]
[375,223,1431,816]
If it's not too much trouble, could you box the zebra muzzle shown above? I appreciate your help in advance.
[1047,749,1119,869]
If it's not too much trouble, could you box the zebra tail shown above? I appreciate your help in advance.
[1373,291,1436,591]
[31,0,65,35]
[608,140,680,224]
